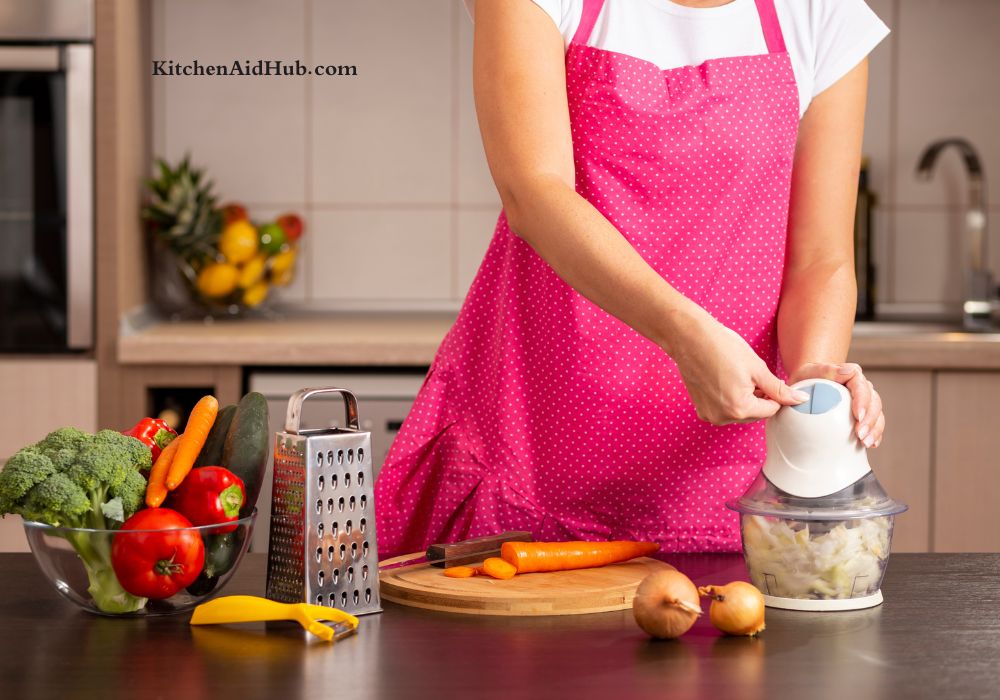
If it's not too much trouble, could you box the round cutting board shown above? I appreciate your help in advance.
[379,556,673,616]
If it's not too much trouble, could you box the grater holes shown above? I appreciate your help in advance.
[317,522,324,538]
[333,569,339,585]
[358,448,365,463]
[315,499,322,515]
[360,495,367,510]
[337,449,344,465]
[332,521,339,537]
[316,594,324,605]
[327,497,334,513]
[362,541,369,558]
[327,545,335,562]
[360,517,367,533]
[349,496,356,511]
[357,471,364,486]
[345,473,351,487]
[347,449,354,464]
[317,569,325,587]
[327,449,334,465]
[316,451,324,467]
[339,543,347,559]
[315,547,322,563]
[351,542,358,559]
[365,588,371,604]
[353,590,359,605]
[346,520,352,535]
[348,566,354,583]
[341,591,348,606]
[318,475,325,491]
[362,564,369,581]
[338,496,345,512]
[331,474,337,489]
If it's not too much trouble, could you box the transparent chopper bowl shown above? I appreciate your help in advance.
[728,472,906,604]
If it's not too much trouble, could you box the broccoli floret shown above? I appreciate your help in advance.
[0,447,55,512]
[0,426,151,613]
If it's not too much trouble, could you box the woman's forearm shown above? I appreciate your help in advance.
[502,174,711,357]
[777,260,856,374]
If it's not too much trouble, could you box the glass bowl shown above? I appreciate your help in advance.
[23,510,256,616]
[737,513,895,606]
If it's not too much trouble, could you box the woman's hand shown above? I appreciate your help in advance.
[788,362,884,448]
[672,318,809,425]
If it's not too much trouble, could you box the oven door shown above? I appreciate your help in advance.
[0,44,92,352]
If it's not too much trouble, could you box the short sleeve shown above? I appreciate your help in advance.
[463,0,563,28]
[811,0,889,97]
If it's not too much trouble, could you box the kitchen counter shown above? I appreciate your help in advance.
[3,552,999,700]
[118,312,1000,368]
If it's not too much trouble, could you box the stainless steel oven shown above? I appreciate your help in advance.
[0,1,93,352]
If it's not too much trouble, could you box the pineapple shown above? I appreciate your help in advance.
[141,155,223,262]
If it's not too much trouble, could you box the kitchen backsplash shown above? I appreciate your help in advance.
[151,0,1000,314]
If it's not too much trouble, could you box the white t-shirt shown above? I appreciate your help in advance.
[462,0,889,117]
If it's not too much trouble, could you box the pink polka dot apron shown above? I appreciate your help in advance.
[375,0,799,557]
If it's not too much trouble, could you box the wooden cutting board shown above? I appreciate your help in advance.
[378,556,673,616]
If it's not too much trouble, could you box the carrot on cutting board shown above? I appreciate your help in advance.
[500,541,660,574]
[165,395,219,490]
[145,434,183,507]
[443,566,478,579]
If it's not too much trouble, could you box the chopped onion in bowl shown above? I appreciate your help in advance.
[741,514,892,600]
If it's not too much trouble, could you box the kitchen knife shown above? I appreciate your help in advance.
[378,531,533,571]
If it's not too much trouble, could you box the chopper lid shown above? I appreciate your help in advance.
[727,470,908,520]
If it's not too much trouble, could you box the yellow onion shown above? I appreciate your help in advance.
[698,581,766,636]
[633,569,703,639]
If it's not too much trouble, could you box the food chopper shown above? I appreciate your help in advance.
[728,379,907,611]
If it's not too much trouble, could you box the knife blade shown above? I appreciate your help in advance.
[377,531,533,571]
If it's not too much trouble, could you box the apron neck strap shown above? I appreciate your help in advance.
[753,0,787,54]
[570,0,606,46]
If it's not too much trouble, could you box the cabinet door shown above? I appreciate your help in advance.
[0,359,98,552]
[934,372,1000,552]
[864,371,933,552]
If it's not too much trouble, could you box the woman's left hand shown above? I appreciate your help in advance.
[788,362,884,448]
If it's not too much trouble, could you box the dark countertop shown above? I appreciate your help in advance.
[2,552,999,700]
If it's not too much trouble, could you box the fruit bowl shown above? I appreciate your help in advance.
[23,510,256,616]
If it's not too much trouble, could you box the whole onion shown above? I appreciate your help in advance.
[632,570,703,639]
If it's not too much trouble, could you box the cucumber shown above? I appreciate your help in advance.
[195,403,237,468]
[222,392,269,515]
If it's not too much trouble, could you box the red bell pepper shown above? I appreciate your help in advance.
[167,466,245,533]
[122,417,177,463]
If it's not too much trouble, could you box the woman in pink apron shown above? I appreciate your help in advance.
[375,0,888,557]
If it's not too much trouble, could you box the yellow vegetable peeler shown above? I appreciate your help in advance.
[190,595,359,642]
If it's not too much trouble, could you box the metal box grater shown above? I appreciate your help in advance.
[266,387,382,615]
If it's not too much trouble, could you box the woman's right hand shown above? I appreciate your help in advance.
[671,317,809,425]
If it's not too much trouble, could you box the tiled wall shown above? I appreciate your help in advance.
[152,0,1000,315]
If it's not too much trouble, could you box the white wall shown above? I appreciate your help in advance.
[151,0,1000,315]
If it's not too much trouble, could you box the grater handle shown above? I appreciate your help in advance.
[285,387,360,434]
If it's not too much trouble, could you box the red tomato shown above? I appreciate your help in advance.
[275,213,304,241]
[166,466,246,534]
[111,508,205,599]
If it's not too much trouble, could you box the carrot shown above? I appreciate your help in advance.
[146,434,183,507]
[165,395,219,490]
[480,557,517,580]
[500,541,660,574]
[443,566,478,579]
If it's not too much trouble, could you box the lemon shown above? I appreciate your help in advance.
[238,254,267,289]
[219,220,259,264]
[196,262,239,298]
[270,247,297,277]
[242,280,270,308]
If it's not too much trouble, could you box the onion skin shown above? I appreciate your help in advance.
[699,582,766,636]
[633,570,703,639]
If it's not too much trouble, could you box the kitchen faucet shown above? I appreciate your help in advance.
[915,138,993,330]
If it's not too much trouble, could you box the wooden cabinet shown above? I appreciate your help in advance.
[933,372,1000,552]
[865,371,933,553]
